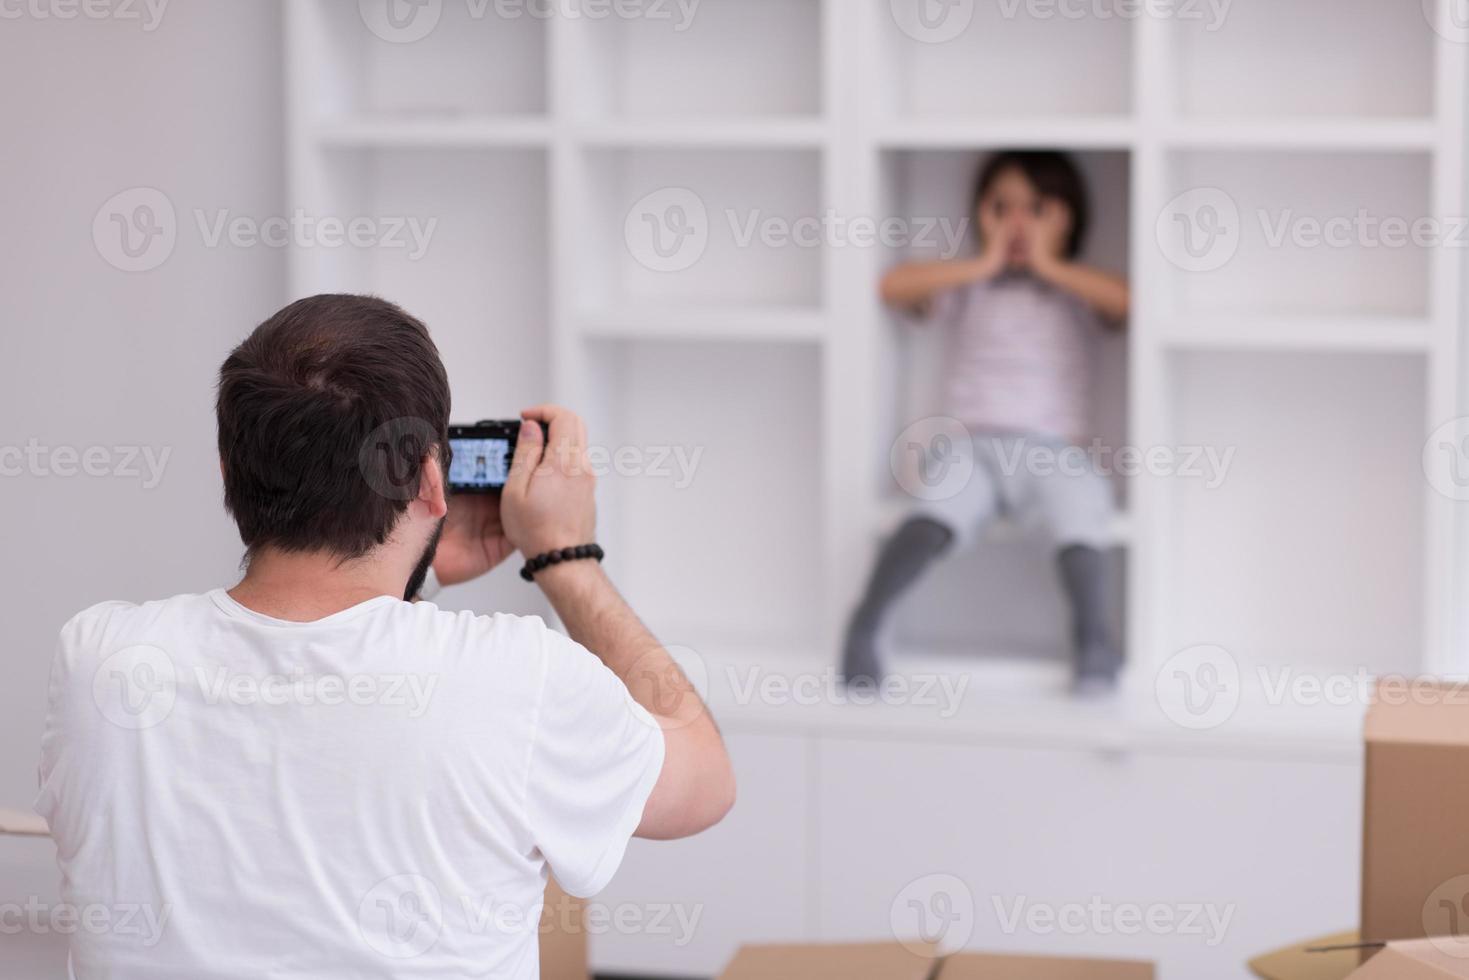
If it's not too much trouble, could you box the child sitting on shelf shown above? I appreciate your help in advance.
[843,150,1130,694]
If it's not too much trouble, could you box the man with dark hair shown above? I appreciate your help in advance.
[37,295,735,978]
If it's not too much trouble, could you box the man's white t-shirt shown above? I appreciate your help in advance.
[35,589,666,980]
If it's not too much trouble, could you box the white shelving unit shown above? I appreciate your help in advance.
[281,4,1468,976]
[285,0,1467,687]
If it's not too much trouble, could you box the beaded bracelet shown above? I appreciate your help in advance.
[520,544,605,582]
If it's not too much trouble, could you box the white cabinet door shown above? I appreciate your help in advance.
[589,730,812,977]
[815,736,1361,980]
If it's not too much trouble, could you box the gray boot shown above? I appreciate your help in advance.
[841,517,954,688]
[1057,544,1121,695]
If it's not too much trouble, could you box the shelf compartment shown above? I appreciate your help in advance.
[1164,350,1426,678]
[874,0,1132,120]
[575,147,824,314]
[301,146,550,423]
[1170,0,1434,120]
[565,0,823,121]
[1159,150,1433,320]
[584,338,824,648]
[301,0,547,119]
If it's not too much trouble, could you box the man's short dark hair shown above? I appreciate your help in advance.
[216,294,451,560]
[971,149,1090,259]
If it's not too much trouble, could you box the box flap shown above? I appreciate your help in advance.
[1364,682,1469,748]
[937,951,1153,979]
[0,807,50,837]
[1248,932,1363,980]
[1347,940,1469,979]
[718,942,939,980]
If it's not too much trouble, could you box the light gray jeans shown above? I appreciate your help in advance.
[908,432,1115,550]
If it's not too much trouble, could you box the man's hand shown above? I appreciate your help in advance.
[432,492,516,587]
[502,405,597,558]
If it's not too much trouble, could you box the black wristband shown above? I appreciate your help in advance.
[520,544,604,582]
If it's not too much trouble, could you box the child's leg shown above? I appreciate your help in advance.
[1021,443,1120,689]
[841,467,999,686]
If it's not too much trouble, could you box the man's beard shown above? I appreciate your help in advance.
[404,518,445,602]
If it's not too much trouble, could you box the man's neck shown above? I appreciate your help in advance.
[228,547,407,623]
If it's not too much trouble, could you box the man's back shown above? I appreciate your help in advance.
[37,590,664,980]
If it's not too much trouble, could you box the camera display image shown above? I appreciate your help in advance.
[449,437,510,491]
[447,421,524,492]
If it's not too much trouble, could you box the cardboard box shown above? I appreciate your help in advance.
[717,942,1153,980]
[2,806,589,979]
[1250,934,1469,980]
[1361,681,1469,947]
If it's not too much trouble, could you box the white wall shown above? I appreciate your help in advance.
[0,3,286,969]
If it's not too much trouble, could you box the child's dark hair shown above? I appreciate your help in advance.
[971,150,1089,259]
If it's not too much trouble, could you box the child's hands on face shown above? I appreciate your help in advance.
[975,201,1015,279]
[1022,198,1071,273]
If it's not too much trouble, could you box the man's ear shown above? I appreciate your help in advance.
[418,451,449,519]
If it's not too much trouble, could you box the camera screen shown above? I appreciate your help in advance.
[449,438,511,490]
